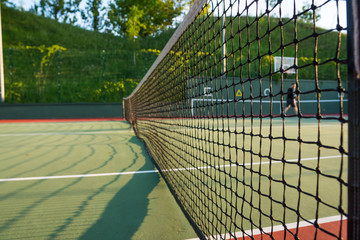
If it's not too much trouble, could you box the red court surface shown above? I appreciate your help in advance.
[240,220,347,240]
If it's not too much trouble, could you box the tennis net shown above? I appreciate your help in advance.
[123,0,355,239]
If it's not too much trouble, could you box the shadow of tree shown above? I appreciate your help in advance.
[79,136,159,240]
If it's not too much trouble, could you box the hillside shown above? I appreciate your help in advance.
[3,6,125,50]
[1,5,173,103]
[1,5,347,104]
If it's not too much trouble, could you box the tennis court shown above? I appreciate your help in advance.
[134,117,348,239]
[0,119,347,239]
[0,118,347,239]
[0,120,197,239]
[1,0,358,238]
[120,0,358,237]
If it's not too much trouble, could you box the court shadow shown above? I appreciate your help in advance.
[79,137,159,240]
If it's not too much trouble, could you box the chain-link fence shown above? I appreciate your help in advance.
[3,47,160,103]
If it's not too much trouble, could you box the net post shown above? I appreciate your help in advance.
[129,98,134,130]
[122,99,126,120]
[347,0,360,239]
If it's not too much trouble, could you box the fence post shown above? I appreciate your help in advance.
[347,0,360,239]
[101,49,106,81]
[9,48,13,84]
[9,47,13,103]
[145,51,147,73]
[57,50,61,103]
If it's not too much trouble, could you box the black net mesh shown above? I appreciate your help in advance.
[124,0,349,239]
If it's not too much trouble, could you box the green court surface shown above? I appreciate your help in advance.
[0,120,197,240]
[135,117,348,238]
[0,118,348,239]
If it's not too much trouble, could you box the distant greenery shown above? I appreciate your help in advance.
[2,4,126,49]
[1,5,167,103]
[185,15,347,82]
[1,5,347,104]
[26,0,187,34]
[108,0,184,37]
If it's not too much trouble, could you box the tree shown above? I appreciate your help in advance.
[63,0,81,24]
[108,0,184,37]
[36,0,81,24]
[81,0,104,31]
[299,4,321,23]
[46,0,65,21]
[37,0,47,17]
[125,6,145,40]
[0,0,10,6]
[1,0,15,8]
[267,0,277,8]
[186,0,209,15]
[125,5,146,65]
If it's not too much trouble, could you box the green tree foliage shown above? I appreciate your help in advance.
[108,0,184,37]
[37,0,81,24]
[125,5,146,64]
[81,0,104,31]
[299,4,321,23]
[37,0,46,16]
[94,79,138,102]
[267,0,277,8]
[0,0,9,4]
[1,0,15,9]
[40,0,64,21]
[63,0,81,24]
[125,5,146,40]
[186,0,209,15]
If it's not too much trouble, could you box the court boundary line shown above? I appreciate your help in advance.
[0,130,133,137]
[0,120,344,138]
[0,118,125,124]
[0,123,342,137]
[0,155,344,182]
[0,170,159,182]
[162,155,345,173]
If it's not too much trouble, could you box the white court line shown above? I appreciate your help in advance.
[162,155,345,173]
[173,124,347,132]
[0,123,345,137]
[0,155,344,182]
[0,130,133,137]
[0,170,158,182]
[186,215,347,240]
